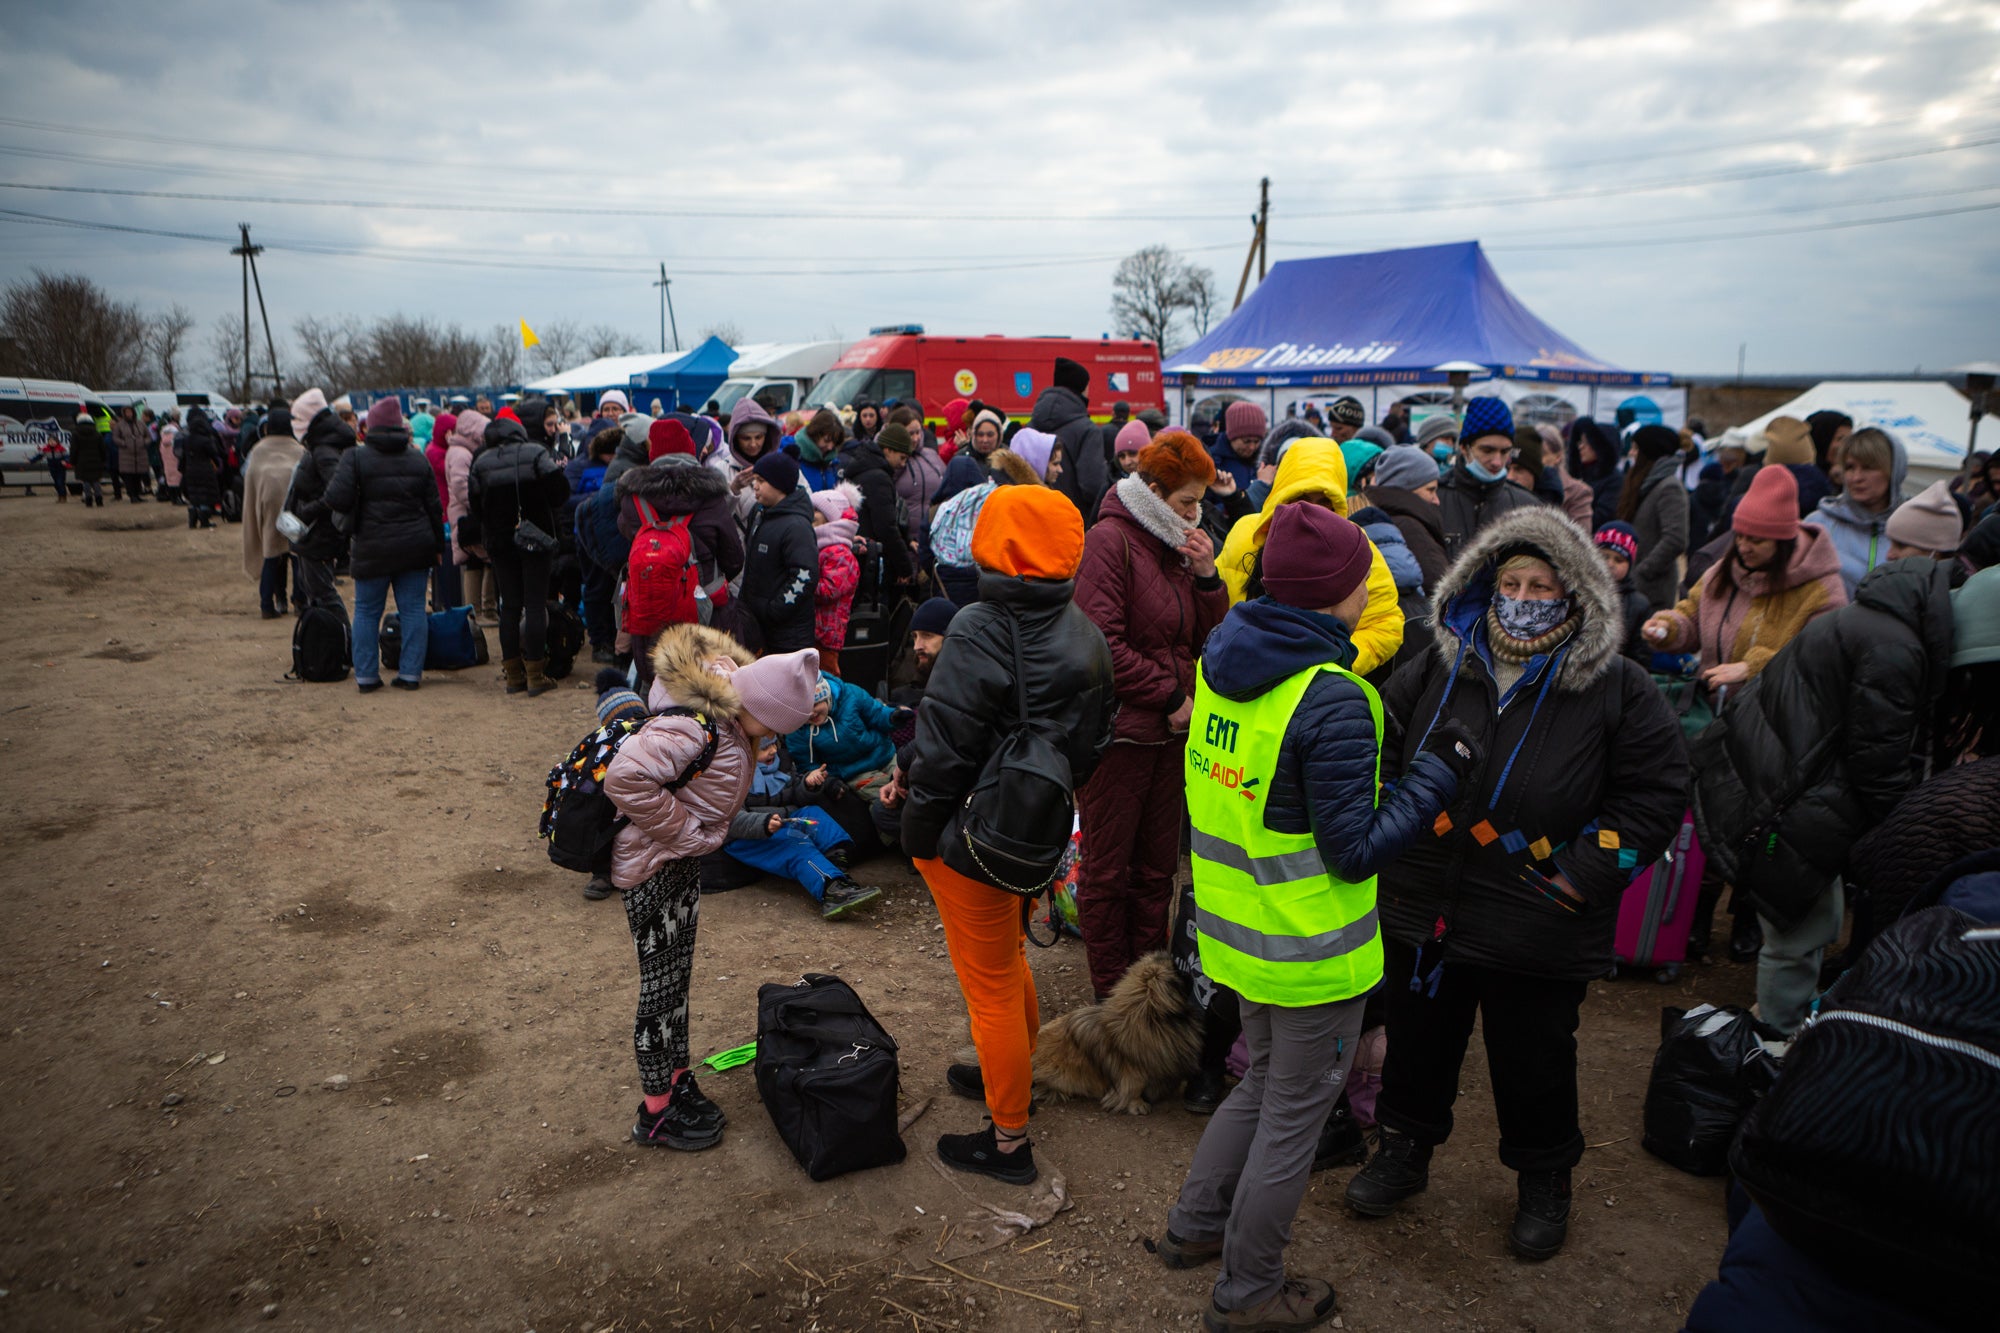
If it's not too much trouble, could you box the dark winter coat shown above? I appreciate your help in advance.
[466,417,570,558]
[1207,435,1259,496]
[1613,576,1652,666]
[1379,506,1689,981]
[612,457,744,594]
[599,416,651,490]
[1204,597,1460,884]
[835,439,914,585]
[1363,485,1449,592]
[1566,417,1624,530]
[1844,756,2000,923]
[902,571,1118,862]
[1435,462,1542,562]
[738,488,819,653]
[1073,479,1230,745]
[67,416,107,482]
[1692,558,1954,929]
[934,445,996,507]
[323,425,445,580]
[1627,454,1691,611]
[177,409,225,509]
[1028,383,1110,522]
[288,408,357,561]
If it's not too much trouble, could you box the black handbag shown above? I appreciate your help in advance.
[939,606,1077,898]
[509,457,559,554]
[754,973,905,1181]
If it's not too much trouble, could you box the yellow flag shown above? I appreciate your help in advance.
[519,319,540,349]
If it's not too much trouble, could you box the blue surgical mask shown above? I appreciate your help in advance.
[1465,456,1509,484]
[1493,593,1570,641]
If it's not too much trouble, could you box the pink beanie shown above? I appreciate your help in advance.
[1732,465,1800,541]
[1113,419,1151,456]
[733,648,820,734]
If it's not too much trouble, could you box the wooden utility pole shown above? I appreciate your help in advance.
[230,224,281,398]
[654,264,680,352]
[1232,177,1270,311]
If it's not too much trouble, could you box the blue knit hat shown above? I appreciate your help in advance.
[1460,396,1513,444]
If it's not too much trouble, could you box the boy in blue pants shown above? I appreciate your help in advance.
[724,737,884,920]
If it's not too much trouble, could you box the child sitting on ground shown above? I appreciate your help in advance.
[808,484,864,676]
[786,672,911,802]
[1594,521,1653,665]
[720,735,884,919]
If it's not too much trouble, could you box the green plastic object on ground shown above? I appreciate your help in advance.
[702,1040,757,1071]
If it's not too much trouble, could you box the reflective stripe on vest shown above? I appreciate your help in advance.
[1185,658,1384,1007]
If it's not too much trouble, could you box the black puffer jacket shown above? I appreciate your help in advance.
[1363,485,1449,592]
[614,456,744,592]
[1845,756,2000,921]
[289,409,358,561]
[902,572,1117,861]
[1435,462,1542,561]
[738,488,819,653]
[1379,506,1688,981]
[1566,417,1624,531]
[836,439,914,584]
[467,417,570,558]
[177,408,225,509]
[68,416,107,482]
[1693,558,1956,929]
[1028,384,1109,522]
[323,425,444,580]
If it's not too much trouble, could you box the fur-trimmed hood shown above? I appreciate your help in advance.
[616,455,730,506]
[986,447,1042,488]
[646,623,753,722]
[1428,505,1622,692]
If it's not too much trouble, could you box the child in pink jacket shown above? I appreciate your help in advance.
[809,484,863,675]
[603,623,820,1150]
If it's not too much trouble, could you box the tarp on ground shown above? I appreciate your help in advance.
[1163,240,1666,389]
[1735,381,1973,482]
[624,336,739,409]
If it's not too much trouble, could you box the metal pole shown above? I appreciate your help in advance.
[664,277,680,352]
[654,263,668,353]
[235,224,251,401]
[1257,176,1269,282]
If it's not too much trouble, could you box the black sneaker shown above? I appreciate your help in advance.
[356,680,384,694]
[591,646,619,665]
[390,677,421,691]
[1182,1068,1227,1116]
[1729,914,1764,964]
[582,875,615,901]
[631,1092,722,1151]
[947,1063,985,1099]
[1344,1130,1432,1217]
[1509,1169,1572,1261]
[675,1072,727,1132]
[1311,1094,1368,1172]
[820,878,882,919]
[936,1125,1037,1186]
[827,845,852,871]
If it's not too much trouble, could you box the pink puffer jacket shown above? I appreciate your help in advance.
[445,410,486,565]
[603,625,758,888]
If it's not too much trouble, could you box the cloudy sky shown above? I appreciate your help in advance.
[3,0,1997,381]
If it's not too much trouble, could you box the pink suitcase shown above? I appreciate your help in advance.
[1614,811,1703,982]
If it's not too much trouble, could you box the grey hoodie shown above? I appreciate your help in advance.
[1805,430,1909,596]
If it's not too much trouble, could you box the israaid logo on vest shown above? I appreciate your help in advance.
[1188,747,1261,802]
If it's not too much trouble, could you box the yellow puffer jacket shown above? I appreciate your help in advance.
[1217,439,1404,675]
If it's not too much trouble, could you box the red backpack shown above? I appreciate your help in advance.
[623,498,700,636]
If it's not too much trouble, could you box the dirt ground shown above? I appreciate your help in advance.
[0,493,1755,1332]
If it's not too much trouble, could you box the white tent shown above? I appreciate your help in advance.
[1737,381,1975,488]
[524,353,685,395]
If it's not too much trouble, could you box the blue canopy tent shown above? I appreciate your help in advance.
[1163,241,1676,428]
[624,336,739,412]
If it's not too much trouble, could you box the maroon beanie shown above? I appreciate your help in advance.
[364,397,405,431]
[648,418,694,460]
[1262,503,1372,610]
[1224,400,1268,442]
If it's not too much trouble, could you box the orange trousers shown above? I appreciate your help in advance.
[917,856,1040,1133]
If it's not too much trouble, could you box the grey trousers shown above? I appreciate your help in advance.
[1758,880,1845,1036]
[1168,993,1367,1310]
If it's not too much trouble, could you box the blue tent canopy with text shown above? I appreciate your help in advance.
[624,336,740,409]
[1164,241,1665,389]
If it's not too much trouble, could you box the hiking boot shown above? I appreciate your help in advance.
[936,1125,1037,1186]
[827,845,852,871]
[502,658,528,694]
[1344,1130,1431,1217]
[1155,1228,1223,1270]
[631,1090,723,1152]
[1311,1095,1367,1172]
[1183,1068,1228,1116]
[582,875,615,901]
[1204,1276,1338,1332]
[820,878,882,919]
[675,1072,727,1132]
[1509,1169,1572,1261]
[525,659,556,697]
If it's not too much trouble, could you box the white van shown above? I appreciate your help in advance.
[0,377,111,488]
[707,340,852,418]
[100,387,238,419]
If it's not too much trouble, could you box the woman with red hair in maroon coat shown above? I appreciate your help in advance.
[1074,431,1231,998]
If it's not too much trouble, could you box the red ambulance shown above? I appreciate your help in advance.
[801,327,1163,422]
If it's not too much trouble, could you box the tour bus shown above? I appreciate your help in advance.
[0,377,113,488]
[800,327,1164,423]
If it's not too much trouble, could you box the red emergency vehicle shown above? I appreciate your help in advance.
[801,327,1163,421]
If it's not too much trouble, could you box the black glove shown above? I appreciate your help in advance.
[1422,718,1482,781]
[890,707,916,730]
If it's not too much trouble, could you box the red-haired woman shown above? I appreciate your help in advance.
[1073,430,1230,999]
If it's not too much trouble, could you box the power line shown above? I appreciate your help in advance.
[1486,198,2000,250]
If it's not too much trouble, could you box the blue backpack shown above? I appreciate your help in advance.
[575,481,630,573]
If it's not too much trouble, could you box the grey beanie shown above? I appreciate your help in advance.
[1414,414,1460,447]
[1371,445,1442,492]
[1356,425,1396,450]
[1259,418,1320,467]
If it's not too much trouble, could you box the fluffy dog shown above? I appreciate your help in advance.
[1031,952,1203,1114]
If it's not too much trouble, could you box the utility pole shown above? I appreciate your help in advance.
[229,224,282,399]
[654,264,680,352]
[1232,177,1270,311]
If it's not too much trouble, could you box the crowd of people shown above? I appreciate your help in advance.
[42,359,2000,1332]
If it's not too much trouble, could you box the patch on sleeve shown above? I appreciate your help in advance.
[1433,812,1453,836]
[1470,820,1499,847]
[1529,836,1553,860]
[1597,829,1621,851]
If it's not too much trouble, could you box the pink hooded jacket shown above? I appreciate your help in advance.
[445,410,488,566]
[603,625,758,888]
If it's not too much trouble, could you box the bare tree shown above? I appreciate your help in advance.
[486,322,522,386]
[696,320,745,347]
[1179,261,1220,340]
[0,270,149,386]
[146,304,197,389]
[293,314,365,394]
[527,319,583,377]
[364,315,486,385]
[582,323,644,359]
[1109,246,1185,352]
[208,314,251,401]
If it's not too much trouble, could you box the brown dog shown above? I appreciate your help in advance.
[1031,952,1203,1115]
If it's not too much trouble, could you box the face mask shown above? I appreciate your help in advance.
[1465,456,1509,484]
[1493,593,1570,641]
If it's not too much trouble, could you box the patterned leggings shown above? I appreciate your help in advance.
[622,857,702,1095]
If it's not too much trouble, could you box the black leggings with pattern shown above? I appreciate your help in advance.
[623,857,701,1096]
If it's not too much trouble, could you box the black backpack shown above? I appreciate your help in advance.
[939,606,1076,897]
[754,973,905,1181]
[540,706,717,875]
[288,600,351,683]
[545,599,584,680]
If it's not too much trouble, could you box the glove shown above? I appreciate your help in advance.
[890,707,916,730]
[1422,718,1482,781]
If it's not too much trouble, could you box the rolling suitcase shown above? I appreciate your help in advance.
[1615,810,1703,982]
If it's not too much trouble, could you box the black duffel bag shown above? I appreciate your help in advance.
[755,973,905,1181]
[1732,907,2000,1322]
